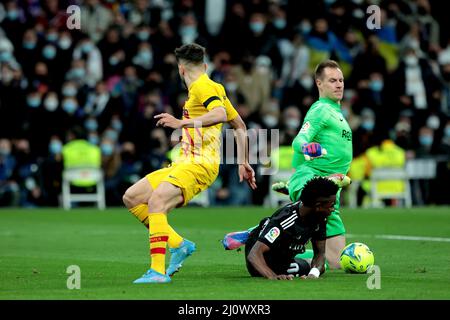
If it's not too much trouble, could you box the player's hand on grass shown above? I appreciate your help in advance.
[302,142,326,160]
[271,274,294,280]
[300,274,319,280]
[155,113,182,129]
[239,163,257,190]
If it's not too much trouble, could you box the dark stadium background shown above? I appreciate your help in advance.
[0,0,448,208]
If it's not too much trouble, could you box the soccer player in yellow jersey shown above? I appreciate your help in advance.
[122,43,257,283]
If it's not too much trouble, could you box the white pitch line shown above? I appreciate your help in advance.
[347,234,450,243]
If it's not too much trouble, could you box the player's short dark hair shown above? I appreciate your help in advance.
[174,43,205,65]
[300,176,339,207]
[314,60,341,80]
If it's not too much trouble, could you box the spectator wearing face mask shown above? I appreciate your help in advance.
[350,35,388,88]
[29,91,63,155]
[59,96,81,132]
[246,12,282,77]
[106,141,142,206]
[100,137,121,205]
[131,42,154,72]
[177,13,208,48]
[354,71,394,133]
[393,0,440,54]
[52,30,75,84]
[40,39,60,80]
[0,62,27,138]
[65,59,88,87]
[391,46,442,124]
[393,113,415,154]
[73,38,103,88]
[140,127,170,174]
[352,108,377,157]
[23,90,49,155]
[411,126,437,205]
[39,136,64,206]
[16,29,41,77]
[80,0,113,43]
[230,55,271,115]
[0,1,26,49]
[111,65,143,118]
[11,138,43,207]
[430,119,450,205]
[437,42,450,114]
[279,33,311,100]
[437,119,450,156]
[281,104,301,131]
[221,1,249,62]
[84,81,117,130]
[0,138,20,206]
[29,61,52,92]
[97,27,126,78]
[127,0,161,28]
[415,126,436,158]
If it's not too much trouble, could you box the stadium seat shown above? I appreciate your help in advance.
[62,168,106,210]
[61,139,105,210]
[369,168,412,208]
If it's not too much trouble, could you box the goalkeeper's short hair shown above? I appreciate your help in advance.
[300,176,339,206]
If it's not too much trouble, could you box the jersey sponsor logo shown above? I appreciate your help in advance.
[300,121,310,134]
[264,227,280,243]
[342,129,352,141]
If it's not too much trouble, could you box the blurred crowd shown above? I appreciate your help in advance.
[0,0,449,208]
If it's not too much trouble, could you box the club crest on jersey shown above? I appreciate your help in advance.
[183,108,190,118]
[300,121,310,133]
[265,227,280,243]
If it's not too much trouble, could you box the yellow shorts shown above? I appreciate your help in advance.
[146,162,219,207]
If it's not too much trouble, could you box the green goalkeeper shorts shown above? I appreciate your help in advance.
[288,166,346,238]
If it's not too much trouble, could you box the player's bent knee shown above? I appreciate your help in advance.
[123,188,137,209]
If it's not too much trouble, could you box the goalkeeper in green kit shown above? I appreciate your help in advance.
[223,60,352,269]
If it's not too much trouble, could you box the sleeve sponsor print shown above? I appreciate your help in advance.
[300,121,311,134]
[264,226,281,243]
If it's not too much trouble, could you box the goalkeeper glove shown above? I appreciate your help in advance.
[302,142,323,159]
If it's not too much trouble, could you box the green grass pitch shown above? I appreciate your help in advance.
[1,206,449,300]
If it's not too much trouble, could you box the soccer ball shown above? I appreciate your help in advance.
[340,242,374,273]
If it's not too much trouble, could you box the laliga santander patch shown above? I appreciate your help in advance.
[300,121,310,133]
[264,227,280,243]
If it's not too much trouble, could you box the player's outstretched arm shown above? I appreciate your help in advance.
[247,241,294,280]
[155,107,227,129]
[302,239,326,279]
[228,115,257,190]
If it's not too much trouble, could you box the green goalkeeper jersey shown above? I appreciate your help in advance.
[292,97,353,174]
